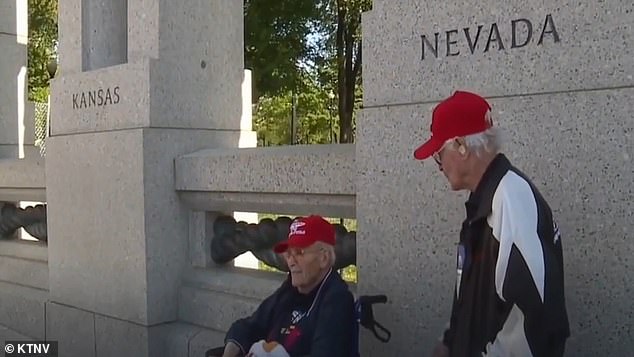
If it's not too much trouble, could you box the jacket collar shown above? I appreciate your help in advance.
[466,154,512,222]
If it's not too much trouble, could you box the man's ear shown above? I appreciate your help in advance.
[320,250,330,269]
[455,138,467,156]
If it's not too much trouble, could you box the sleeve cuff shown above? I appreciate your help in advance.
[225,338,246,356]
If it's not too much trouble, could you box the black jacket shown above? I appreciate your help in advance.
[443,154,570,357]
[225,269,355,357]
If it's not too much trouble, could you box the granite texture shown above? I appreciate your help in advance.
[81,0,127,71]
[50,59,248,135]
[0,240,48,262]
[127,0,160,61]
[94,315,169,357]
[182,267,284,301]
[49,61,151,135]
[0,158,46,189]
[164,322,203,357]
[175,144,356,217]
[0,0,27,38]
[45,129,240,325]
[45,130,149,323]
[57,0,81,73]
[45,303,96,357]
[0,35,26,147]
[148,0,244,131]
[179,285,261,332]
[188,328,226,357]
[23,101,35,145]
[178,268,285,335]
[56,0,245,132]
[357,89,633,356]
[0,324,32,343]
[175,144,356,194]
[53,1,248,135]
[0,255,48,290]
[362,0,634,107]
[178,191,355,219]
[0,146,37,161]
[0,188,46,202]
[44,307,210,357]
[0,281,47,340]
[0,1,17,35]
[141,129,240,323]
[188,211,216,268]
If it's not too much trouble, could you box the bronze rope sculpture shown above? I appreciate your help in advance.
[211,215,356,272]
[0,202,47,242]
[0,205,357,272]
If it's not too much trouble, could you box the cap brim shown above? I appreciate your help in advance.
[273,242,289,253]
[413,137,443,160]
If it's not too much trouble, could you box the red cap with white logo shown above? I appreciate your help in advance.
[414,90,493,160]
[273,215,336,253]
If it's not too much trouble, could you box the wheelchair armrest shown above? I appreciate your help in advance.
[357,294,387,306]
[356,295,391,343]
[205,346,226,357]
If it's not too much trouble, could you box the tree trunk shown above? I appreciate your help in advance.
[336,1,361,144]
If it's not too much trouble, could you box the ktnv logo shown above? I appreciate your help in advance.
[4,341,58,357]
[420,14,561,60]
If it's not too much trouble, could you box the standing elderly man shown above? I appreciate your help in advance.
[217,215,355,357]
[413,91,570,357]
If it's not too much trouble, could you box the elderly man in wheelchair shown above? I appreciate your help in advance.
[206,215,389,357]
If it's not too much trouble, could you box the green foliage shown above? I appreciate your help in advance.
[244,0,324,99]
[28,0,58,103]
[248,0,371,145]
[340,265,357,283]
[253,75,337,146]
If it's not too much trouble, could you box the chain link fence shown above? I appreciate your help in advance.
[34,102,48,157]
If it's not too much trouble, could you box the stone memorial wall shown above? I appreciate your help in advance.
[358,1,633,355]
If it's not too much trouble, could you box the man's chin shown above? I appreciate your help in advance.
[290,274,303,286]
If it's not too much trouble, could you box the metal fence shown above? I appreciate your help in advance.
[34,102,48,157]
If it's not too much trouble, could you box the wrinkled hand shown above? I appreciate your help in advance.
[248,340,290,357]
[431,341,449,357]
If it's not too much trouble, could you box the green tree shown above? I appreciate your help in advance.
[249,0,370,146]
[244,0,324,99]
[253,74,336,146]
[332,0,370,143]
[27,0,58,103]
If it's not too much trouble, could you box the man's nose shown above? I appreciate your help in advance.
[285,255,297,266]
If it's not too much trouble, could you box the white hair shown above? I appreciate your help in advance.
[315,241,336,267]
[464,127,502,156]
[444,127,502,157]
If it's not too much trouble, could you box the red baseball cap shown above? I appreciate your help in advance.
[413,91,493,160]
[273,215,336,253]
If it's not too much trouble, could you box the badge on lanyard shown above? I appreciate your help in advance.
[456,243,466,299]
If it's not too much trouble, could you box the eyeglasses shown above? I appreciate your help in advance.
[283,247,325,259]
[432,138,460,166]
[432,151,443,166]
[432,140,451,165]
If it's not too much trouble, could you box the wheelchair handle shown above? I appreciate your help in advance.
[358,294,387,305]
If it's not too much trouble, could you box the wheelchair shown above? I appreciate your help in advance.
[205,295,391,357]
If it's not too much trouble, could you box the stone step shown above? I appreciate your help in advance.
[0,323,34,342]
[164,322,225,357]
[179,268,284,332]
[179,285,261,334]
[0,281,47,340]
[0,245,48,290]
